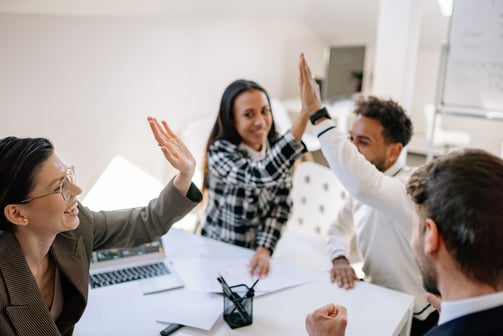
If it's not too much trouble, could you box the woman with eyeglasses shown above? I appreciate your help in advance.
[0,117,202,336]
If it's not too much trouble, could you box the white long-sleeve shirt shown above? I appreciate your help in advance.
[314,119,435,320]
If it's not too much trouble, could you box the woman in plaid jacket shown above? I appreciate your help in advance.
[201,61,318,278]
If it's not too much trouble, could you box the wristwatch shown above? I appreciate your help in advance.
[309,107,331,125]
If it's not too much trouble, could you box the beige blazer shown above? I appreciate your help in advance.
[0,179,201,336]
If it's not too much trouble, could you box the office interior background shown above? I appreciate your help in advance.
[1,0,502,204]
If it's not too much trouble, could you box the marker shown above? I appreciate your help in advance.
[159,323,183,335]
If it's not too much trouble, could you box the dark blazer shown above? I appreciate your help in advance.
[0,180,201,336]
[425,304,503,336]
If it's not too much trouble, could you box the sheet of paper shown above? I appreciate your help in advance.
[172,253,318,294]
[76,284,222,334]
[75,282,163,336]
[145,289,222,330]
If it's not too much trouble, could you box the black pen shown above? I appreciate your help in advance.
[217,274,241,301]
[239,278,259,301]
[234,278,259,311]
[248,278,259,293]
[159,323,183,336]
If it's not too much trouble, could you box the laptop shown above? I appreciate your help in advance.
[89,238,184,295]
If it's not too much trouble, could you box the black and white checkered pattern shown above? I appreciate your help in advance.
[201,131,305,252]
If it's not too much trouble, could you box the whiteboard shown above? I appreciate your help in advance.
[441,0,503,112]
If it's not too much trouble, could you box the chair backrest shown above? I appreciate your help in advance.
[275,161,361,270]
[288,161,347,237]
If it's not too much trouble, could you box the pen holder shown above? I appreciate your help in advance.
[222,284,254,329]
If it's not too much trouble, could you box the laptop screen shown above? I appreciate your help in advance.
[91,238,164,264]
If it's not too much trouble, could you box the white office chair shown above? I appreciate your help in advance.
[424,104,471,153]
[287,161,347,237]
[274,161,361,272]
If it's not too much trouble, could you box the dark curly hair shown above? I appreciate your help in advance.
[353,96,413,146]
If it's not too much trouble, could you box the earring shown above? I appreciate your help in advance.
[23,218,28,224]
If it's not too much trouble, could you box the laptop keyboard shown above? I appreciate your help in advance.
[89,262,170,288]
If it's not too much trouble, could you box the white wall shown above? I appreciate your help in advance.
[0,14,325,196]
[1,11,499,203]
[411,47,443,132]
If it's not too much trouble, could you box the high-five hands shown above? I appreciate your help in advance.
[299,53,322,115]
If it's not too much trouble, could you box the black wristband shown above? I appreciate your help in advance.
[309,107,331,125]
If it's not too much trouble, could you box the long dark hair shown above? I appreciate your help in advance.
[0,136,54,231]
[202,79,279,190]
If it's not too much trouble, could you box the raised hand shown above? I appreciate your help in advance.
[299,53,322,115]
[147,116,195,195]
[290,53,324,141]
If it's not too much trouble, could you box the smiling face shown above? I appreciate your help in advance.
[20,153,82,235]
[233,89,272,151]
[349,115,396,172]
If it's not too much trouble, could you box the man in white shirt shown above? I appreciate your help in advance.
[298,54,436,334]
[306,148,503,336]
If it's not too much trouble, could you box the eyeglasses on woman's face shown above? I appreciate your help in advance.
[20,166,76,204]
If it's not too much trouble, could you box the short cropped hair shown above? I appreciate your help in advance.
[354,96,413,146]
[406,149,503,288]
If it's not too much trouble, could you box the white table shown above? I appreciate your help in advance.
[76,229,414,336]
[176,278,413,336]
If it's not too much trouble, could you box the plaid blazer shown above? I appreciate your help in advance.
[0,180,201,336]
[201,131,305,252]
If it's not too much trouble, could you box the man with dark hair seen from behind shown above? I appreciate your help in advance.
[305,148,503,335]
[406,148,503,335]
